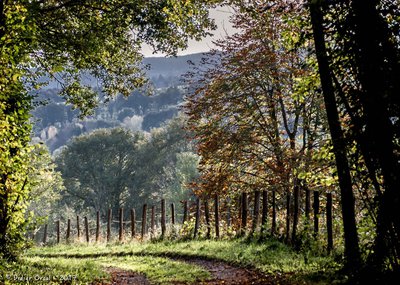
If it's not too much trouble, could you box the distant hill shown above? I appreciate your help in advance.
[42,53,207,89]
[31,53,211,153]
[143,53,205,77]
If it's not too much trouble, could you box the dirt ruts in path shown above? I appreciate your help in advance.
[101,256,293,285]
[169,256,282,285]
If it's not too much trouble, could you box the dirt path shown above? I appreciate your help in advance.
[169,257,279,285]
[101,256,293,285]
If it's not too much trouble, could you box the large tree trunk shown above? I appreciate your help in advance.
[309,0,361,269]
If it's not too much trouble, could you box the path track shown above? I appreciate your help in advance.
[102,255,296,285]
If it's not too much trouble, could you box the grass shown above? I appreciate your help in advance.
[1,237,343,284]
[1,257,107,284]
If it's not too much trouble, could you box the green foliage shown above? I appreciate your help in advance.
[132,115,199,207]
[0,0,218,259]
[25,145,64,235]
[55,115,198,218]
[56,128,143,216]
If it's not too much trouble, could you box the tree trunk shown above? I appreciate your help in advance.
[309,0,361,268]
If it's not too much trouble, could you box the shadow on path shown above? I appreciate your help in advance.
[34,251,296,284]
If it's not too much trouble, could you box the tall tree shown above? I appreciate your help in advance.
[56,128,143,216]
[185,3,327,240]
[308,0,400,273]
[308,0,361,269]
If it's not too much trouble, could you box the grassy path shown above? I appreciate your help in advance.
[1,238,342,284]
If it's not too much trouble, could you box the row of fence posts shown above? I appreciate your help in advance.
[40,191,334,252]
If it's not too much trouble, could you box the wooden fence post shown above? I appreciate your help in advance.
[241,192,248,235]
[56,220,60,244]
[96,211,100,242]
[214,195,220,238]
[204,199,211,239]
[141,204,147,239]
[286,190,291,243]
[305,186,311,221]
[119,208,124,242]
[170,203,175,225]
[84,216,89,243]
[272,190,276,235]
[151,206,155,236]
[43,224,48,244]
[131,209,136,238]
[107,209,112,242]
[313,191,320,238]
[327,193,333,253]
[261,190,268,233]
[183,200,188,224]
[66,219,71,243]
[238,195,242,226]
[77,215,80,240]
[292,185,300,243]
[193,198,201,238]
[252,191,260,234]
[161,199,166,237]
[226,197,231,228]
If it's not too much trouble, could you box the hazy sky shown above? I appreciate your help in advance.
[141,6,237,57]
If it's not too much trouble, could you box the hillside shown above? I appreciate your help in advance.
[31,53,206,153]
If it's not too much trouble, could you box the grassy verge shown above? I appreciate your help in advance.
[2,237,343,284]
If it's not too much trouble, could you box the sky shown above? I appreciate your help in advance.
[141,6,238,57]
